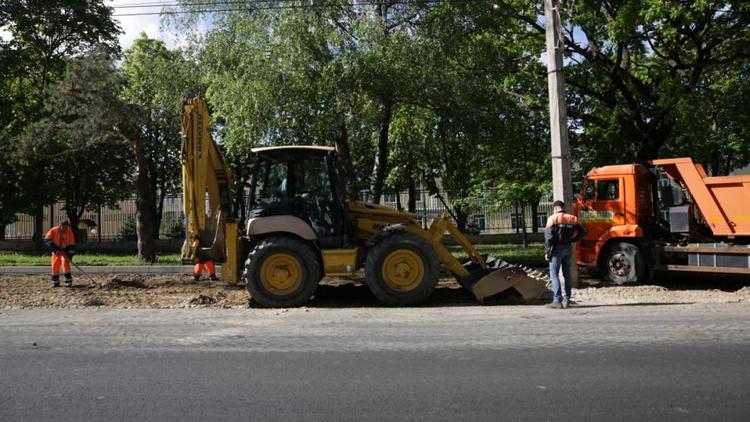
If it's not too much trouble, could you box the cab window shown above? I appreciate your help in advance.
[250,157,289,208]
[597,179,619,200]
[583,180,596,200]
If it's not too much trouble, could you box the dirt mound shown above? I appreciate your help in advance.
[99,276,148,289]
[82,297,107,307]
[1,272,748,309]
[736,286,750,298]
[185,291,228,307]
[186,294,215,306]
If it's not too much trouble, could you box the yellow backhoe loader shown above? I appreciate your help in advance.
[181,97,549,307]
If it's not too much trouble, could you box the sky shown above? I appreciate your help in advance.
[108,0,187,50]
[0,1,192,48]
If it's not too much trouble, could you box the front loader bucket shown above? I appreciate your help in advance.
[457,257,549,304]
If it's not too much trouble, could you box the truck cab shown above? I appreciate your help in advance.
[573,164,655,283]
[574,157,750,284]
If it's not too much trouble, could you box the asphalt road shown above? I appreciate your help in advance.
[1,304,748,421]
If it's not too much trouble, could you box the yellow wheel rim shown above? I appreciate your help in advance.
[260,253,302,294]
[382,249,424,292]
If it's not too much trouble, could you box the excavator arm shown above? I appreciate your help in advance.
[180,97,239,282]
[348,201,549,303]
[425,215,548,303]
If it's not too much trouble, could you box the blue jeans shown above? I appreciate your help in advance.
[549,245,573,303]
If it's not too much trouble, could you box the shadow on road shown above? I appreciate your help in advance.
[291,282,533,309]
[569,302,694,309]
[578,271,750,293]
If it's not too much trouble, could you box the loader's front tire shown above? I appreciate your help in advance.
[365,233,440,306]
[243,237,320,308]
[600,241,646,285]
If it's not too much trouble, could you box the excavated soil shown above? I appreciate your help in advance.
[1,272,749,309]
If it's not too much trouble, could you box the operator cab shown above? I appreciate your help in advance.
[247,146,348,248]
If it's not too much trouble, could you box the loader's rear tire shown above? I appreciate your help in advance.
[365,233,440,306]
[601,241,647,285]
[243,237,320,308]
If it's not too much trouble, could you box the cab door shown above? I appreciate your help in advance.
[576,177,626,264]
[580,177,626,224]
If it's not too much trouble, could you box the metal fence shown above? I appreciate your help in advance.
[3,196,185,242]
[2,192,553,241]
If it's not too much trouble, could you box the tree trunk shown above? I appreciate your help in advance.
[407,177,417,213]
[152,193,165,240]
[635,124,671,164]
[333,112,356,199]
[455,205,468,233]
[66,209,81,244]
[369,101,392,204]
[33,206,44,252]
[117,124,156,262]
[395,191,403,211]
[134,141,156,262]
[0,223,5,241]
[231,157,246,222]
[530,197,540,233]
[520,202,528,248]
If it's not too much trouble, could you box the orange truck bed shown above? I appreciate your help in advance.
[650,157,750,237]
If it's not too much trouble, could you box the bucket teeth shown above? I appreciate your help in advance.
[458,256,551,303]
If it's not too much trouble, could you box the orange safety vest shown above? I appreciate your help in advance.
[545,212,585,250]
[545,212,580,229]
[45,226,76,249]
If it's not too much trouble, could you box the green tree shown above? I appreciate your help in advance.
[499,1,750,169]
[19,54,133,241]
[176,1,553,232]
[0,0,120,247]
[18,51,163,261]
[121,33,203,238]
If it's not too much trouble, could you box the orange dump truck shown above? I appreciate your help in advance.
[573,157,750,283]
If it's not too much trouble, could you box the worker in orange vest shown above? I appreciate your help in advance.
[45,221,76,287]
[194,258,219,282]
[544,200,588,309]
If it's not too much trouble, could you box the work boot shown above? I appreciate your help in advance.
[546,302,562,309]
[193,274,201,282]
[208,275,219,281]
[561,298,569,309]
[51,275,60,288]
[64,273,72,287]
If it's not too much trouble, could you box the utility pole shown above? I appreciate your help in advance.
[545,0,577,280]
[545,0,573,206]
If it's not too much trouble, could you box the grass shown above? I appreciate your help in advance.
[0,252,182,266]
[0,244,546,267]
[449,243,546,267]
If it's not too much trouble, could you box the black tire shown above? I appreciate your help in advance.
[600,241,647,284]
[243,236,320,307]
[365,233,440,306]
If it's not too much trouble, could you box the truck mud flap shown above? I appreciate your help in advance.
[457,257,550,304]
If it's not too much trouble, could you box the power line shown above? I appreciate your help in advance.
[111,0,286,9]
[111,0,492,16]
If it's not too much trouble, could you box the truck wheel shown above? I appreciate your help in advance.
[365,233,440,306]
[601,242,647,284]
[243,237,320,307]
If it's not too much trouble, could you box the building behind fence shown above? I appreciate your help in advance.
[3,191,553,242]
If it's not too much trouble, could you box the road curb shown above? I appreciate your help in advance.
[0,265,206,274]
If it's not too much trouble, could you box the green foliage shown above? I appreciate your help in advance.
[121,34,204,237]
[18,52,134,230]
[0,0,122,224]
[118,217,138,242]
[558,0,750,169]
[450,243,546,267]
[0,251,182,266]
[3,0,750,241]
[182,1,558,230]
